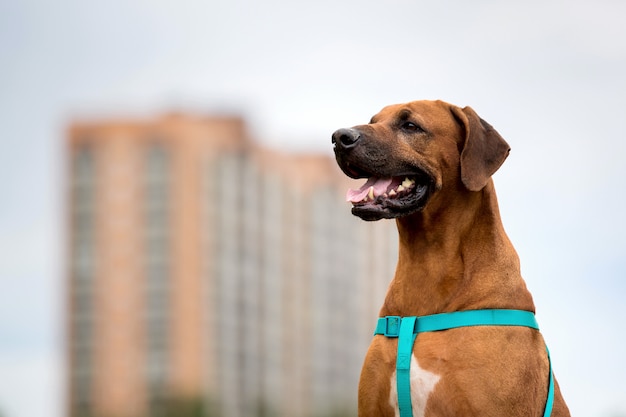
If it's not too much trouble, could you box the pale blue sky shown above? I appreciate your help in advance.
[1,1,625,416]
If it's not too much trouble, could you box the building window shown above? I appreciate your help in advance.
[69,144,97,411]
[143,143,171,410]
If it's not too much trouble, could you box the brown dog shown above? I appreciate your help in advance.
[332,100,570,417]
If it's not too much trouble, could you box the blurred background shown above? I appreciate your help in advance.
[1,0,626,416]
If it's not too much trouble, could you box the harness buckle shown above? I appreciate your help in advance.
[384,316,401,337]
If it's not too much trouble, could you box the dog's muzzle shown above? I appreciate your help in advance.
[332,127,434,221]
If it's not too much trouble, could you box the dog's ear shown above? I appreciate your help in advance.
[452,106,510,191]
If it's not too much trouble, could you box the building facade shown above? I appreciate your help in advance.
[66,113,397,417]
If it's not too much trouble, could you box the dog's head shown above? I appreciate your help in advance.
[332,100,510,221]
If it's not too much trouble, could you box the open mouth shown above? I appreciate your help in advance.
[346,174,432,221]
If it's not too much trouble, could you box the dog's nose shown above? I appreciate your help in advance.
[332,128,361,149]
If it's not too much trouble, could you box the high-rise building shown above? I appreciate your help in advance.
[66,113,397,417]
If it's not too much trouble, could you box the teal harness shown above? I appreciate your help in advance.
[373,309,554,417]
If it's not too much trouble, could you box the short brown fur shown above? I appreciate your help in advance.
[333,100,570,416]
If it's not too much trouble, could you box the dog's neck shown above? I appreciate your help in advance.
[380,180,536,317]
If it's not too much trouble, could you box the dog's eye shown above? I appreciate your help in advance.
[401,121,423,132]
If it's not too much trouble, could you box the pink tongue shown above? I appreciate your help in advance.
[346,177,393,203]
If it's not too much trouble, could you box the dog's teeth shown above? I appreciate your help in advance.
[397,185,405,192]
[402,178,415,188]
[368,186,374,200]
[389,189,396,197]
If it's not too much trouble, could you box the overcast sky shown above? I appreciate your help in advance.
[1,1,626,416]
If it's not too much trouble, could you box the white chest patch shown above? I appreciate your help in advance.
[389,355,441,417]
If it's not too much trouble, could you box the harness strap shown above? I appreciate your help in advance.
[373,309,554,417]
[545,346,555,416]
[396,316,417,417]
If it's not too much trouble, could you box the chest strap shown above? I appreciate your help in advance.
[373,309,554,417]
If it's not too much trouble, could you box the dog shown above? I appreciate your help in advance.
[332,100,570,416]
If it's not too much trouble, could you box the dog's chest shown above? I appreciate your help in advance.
[389,354,440,417]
